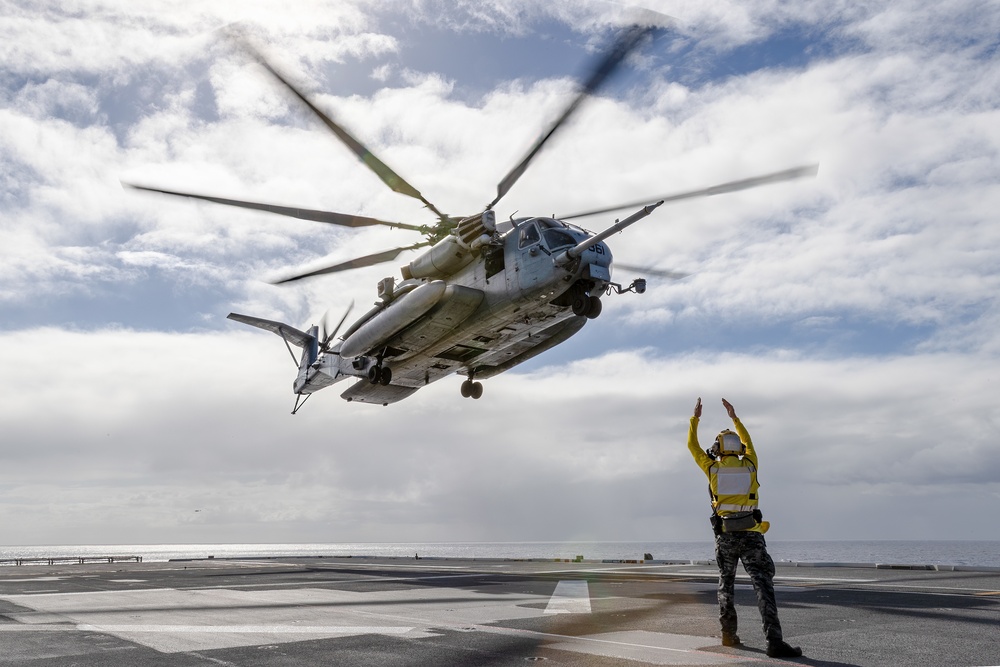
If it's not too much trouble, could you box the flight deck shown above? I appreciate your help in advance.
[1,556,998,666]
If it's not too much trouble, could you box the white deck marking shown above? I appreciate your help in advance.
[351,610,742,666]
[77,624,413,635]
[544,580,592,614]
[0,586,542,653]
[545,630,741,665]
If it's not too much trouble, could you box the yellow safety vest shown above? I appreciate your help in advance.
[688,416,768,533]
[708,456,760,515]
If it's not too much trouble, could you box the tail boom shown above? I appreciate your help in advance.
[227,312,347,401]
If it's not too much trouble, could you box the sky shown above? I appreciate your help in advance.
[2,0,999,547]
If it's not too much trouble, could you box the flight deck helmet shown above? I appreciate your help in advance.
[708,429,745,458]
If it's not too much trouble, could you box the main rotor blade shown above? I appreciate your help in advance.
[559,164,819,220]
[123,182,427,232]
[613,263,689,280]
[489,24,656,210]
[236,39,450,223]
[272,243,429,284]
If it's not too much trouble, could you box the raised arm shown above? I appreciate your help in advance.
[721,398,756,464]
[688,397,713,474]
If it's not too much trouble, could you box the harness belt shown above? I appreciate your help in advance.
[711,509,764,535]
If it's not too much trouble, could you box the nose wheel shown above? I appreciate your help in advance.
[570,288,602,319]
[461,379,483,399]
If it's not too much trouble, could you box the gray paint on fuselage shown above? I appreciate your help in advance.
[364,224,583,387]
[312,219,604,401]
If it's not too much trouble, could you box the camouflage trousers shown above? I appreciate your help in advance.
[714,531,783,643]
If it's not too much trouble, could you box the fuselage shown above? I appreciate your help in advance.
[300,216,613,403]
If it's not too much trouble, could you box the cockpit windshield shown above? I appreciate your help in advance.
[542,228,577,250]
[529,218,578,250]
[518,223,540,248]
[517,217,585,251]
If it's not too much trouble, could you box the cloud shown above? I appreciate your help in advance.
[2,325,997,543]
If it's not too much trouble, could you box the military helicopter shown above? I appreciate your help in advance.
[127,24,817,411]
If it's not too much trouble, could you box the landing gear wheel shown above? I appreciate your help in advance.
[586,295,602,319]
[368,364,392,385]
[461,380,473,398]
[571,291,591,317]
[470,381,483,399]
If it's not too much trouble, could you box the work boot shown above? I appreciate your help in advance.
[721,633,741,647]
[766,640,802,658]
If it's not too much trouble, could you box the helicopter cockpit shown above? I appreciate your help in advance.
[516,217,589,252]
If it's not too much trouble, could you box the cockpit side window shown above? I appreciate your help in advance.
[518,223,540,249]
[542,228,576,251]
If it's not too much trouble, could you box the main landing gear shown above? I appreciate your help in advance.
[366,347,392,386]
[461,378,483,399]
[367,363,392,386]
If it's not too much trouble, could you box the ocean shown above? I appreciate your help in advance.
[2,541,998,568]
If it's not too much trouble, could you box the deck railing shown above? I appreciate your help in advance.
[0,555,143,566]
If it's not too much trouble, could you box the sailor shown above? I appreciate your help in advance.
[688,397,802,659]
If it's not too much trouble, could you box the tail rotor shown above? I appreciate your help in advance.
[318,300,354,353]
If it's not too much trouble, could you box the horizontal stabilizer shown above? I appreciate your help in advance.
[227,312,314,349]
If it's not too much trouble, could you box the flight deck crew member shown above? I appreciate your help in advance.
[688,397,802,659]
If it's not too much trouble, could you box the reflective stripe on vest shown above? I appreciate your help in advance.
[717,502,756,512]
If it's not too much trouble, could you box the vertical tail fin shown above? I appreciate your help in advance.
[293,325,320,394]
[228,310,352,413]
[227,312,320,395]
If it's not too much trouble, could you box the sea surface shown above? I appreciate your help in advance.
[2,541,998,568]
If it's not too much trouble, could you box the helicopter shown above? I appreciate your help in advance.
[126,24,817,411]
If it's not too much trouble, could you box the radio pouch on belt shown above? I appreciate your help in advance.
[720,511,757,533]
